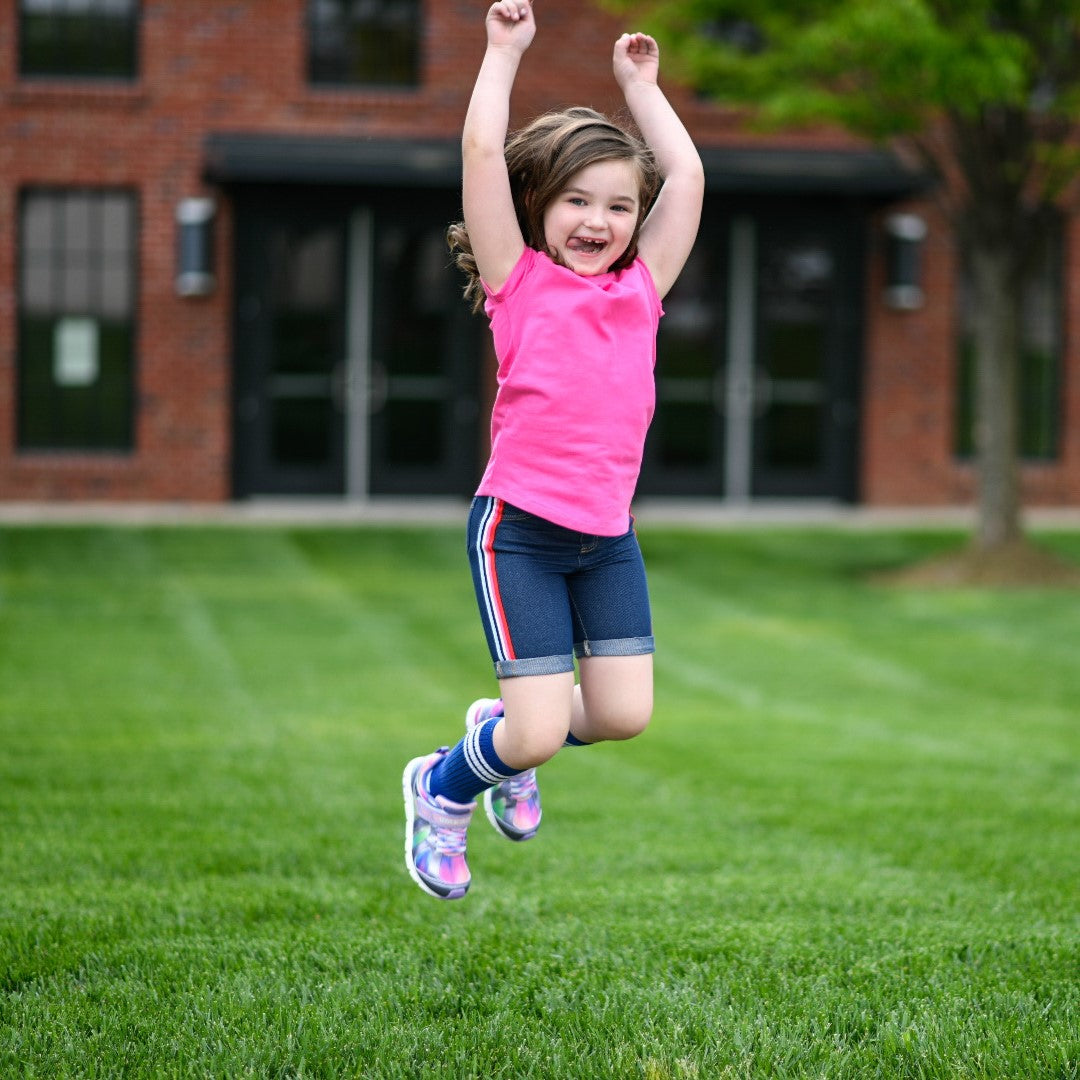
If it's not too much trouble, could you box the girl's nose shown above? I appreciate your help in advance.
[584,207,606,229]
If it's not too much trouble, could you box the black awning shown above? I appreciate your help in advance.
[700,145,926,196]
[204,132,926,197]
[204,133,462,186]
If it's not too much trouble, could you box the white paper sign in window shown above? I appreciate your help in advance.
[53,317,100,387]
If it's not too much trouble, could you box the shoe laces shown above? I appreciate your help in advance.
[506,769,538,801]
[418,779,472,856]
[428,817,468,857]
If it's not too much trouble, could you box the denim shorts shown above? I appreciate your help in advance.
[467,496,655,679]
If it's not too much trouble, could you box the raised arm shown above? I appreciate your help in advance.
[461,1,535,293]
[613,33,704,300]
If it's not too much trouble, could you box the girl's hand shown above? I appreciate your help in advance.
[613,32,659,90]
[486,1,535,53]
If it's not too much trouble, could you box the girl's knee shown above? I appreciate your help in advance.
[590,701,652,742]
[496,714,568,769]
[578,654,652,742]
[497,670,576,768]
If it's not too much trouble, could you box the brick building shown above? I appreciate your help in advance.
[1,0,1077,507]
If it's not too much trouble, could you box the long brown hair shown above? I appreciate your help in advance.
[447,107,660,312]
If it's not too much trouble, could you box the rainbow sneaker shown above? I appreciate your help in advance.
[465,698,542,842]
[402,748,475,900]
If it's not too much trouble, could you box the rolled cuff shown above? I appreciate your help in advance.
[495,653,577,679]
[575,635,655,659]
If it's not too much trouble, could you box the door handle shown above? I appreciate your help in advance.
[368,361,388,415]
[330,363,347,413]
[753,369,773,417]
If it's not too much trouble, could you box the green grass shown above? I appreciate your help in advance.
[0,524,1077,1079]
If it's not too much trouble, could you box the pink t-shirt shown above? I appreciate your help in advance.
[476,247,663,536]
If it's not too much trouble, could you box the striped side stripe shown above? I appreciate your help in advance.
[474,497,515,664]
[463,725,511,786]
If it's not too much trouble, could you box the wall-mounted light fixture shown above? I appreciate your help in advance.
[175,197,216,297]
[883,212,927,310]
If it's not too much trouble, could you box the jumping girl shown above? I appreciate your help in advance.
[403,0,704,899]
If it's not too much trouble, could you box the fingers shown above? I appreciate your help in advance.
[490,0,531,21]
[617,31,658,55]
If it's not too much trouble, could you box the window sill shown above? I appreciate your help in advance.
[295,84,423,110]
[6,80,146,109]
[15,448,136,462]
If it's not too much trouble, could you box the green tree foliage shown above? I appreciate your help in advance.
[610,0,1080,550]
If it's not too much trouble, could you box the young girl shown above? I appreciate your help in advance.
[403,0,703,900]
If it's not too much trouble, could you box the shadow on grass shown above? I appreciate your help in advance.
[870,536,1080,589]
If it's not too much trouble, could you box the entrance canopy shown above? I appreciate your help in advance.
[205,134,462,187]
[204,133,925,196]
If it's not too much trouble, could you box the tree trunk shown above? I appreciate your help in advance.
[968,240,1023,550]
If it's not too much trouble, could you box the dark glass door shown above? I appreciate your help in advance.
[367,200,483,495]
[232,190,484,499]
[752,215,862,498]
[640,205,863,501]
[641,222,728,494]
[234,202,347,495]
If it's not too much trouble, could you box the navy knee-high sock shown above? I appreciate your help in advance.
[426,718,519,805]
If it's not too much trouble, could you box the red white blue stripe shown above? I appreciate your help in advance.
[474,497,515,665]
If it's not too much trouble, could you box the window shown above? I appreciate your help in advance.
[19,0,139,80]
[18,190,137,451]
[956,222,1062,460]
[308,0,421,88]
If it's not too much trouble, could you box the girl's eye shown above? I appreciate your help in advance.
[569,197,587,206]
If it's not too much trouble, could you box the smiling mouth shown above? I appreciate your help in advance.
[568,237,607,255]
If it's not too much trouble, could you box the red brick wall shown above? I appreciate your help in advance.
[861,199,964,505]
[0,0,1077,505]
[862,201,1080,506]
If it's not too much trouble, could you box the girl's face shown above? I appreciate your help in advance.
[541,159,641,276]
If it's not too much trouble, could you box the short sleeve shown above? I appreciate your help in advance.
[482,247,536,311]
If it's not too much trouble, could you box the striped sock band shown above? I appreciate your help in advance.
[427,718,517,805]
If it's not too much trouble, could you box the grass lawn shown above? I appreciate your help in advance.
[0,523,1077,1079]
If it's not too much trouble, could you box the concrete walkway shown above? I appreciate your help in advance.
[2,497,1079,530]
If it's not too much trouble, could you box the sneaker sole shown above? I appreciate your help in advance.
[402,756,469,900]
[483,787,539,842]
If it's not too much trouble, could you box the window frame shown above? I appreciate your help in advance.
[306,0,422,90]
[16,187,140,454]
[18,0,140,82]
[954,221,1064,462]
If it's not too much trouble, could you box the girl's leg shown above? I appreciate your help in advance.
[494,670,576,769]
[426,499,578,805]
[404,501,578,898]
[465,675,570,846]
[562,519,655,745]
[571,653,653,744]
